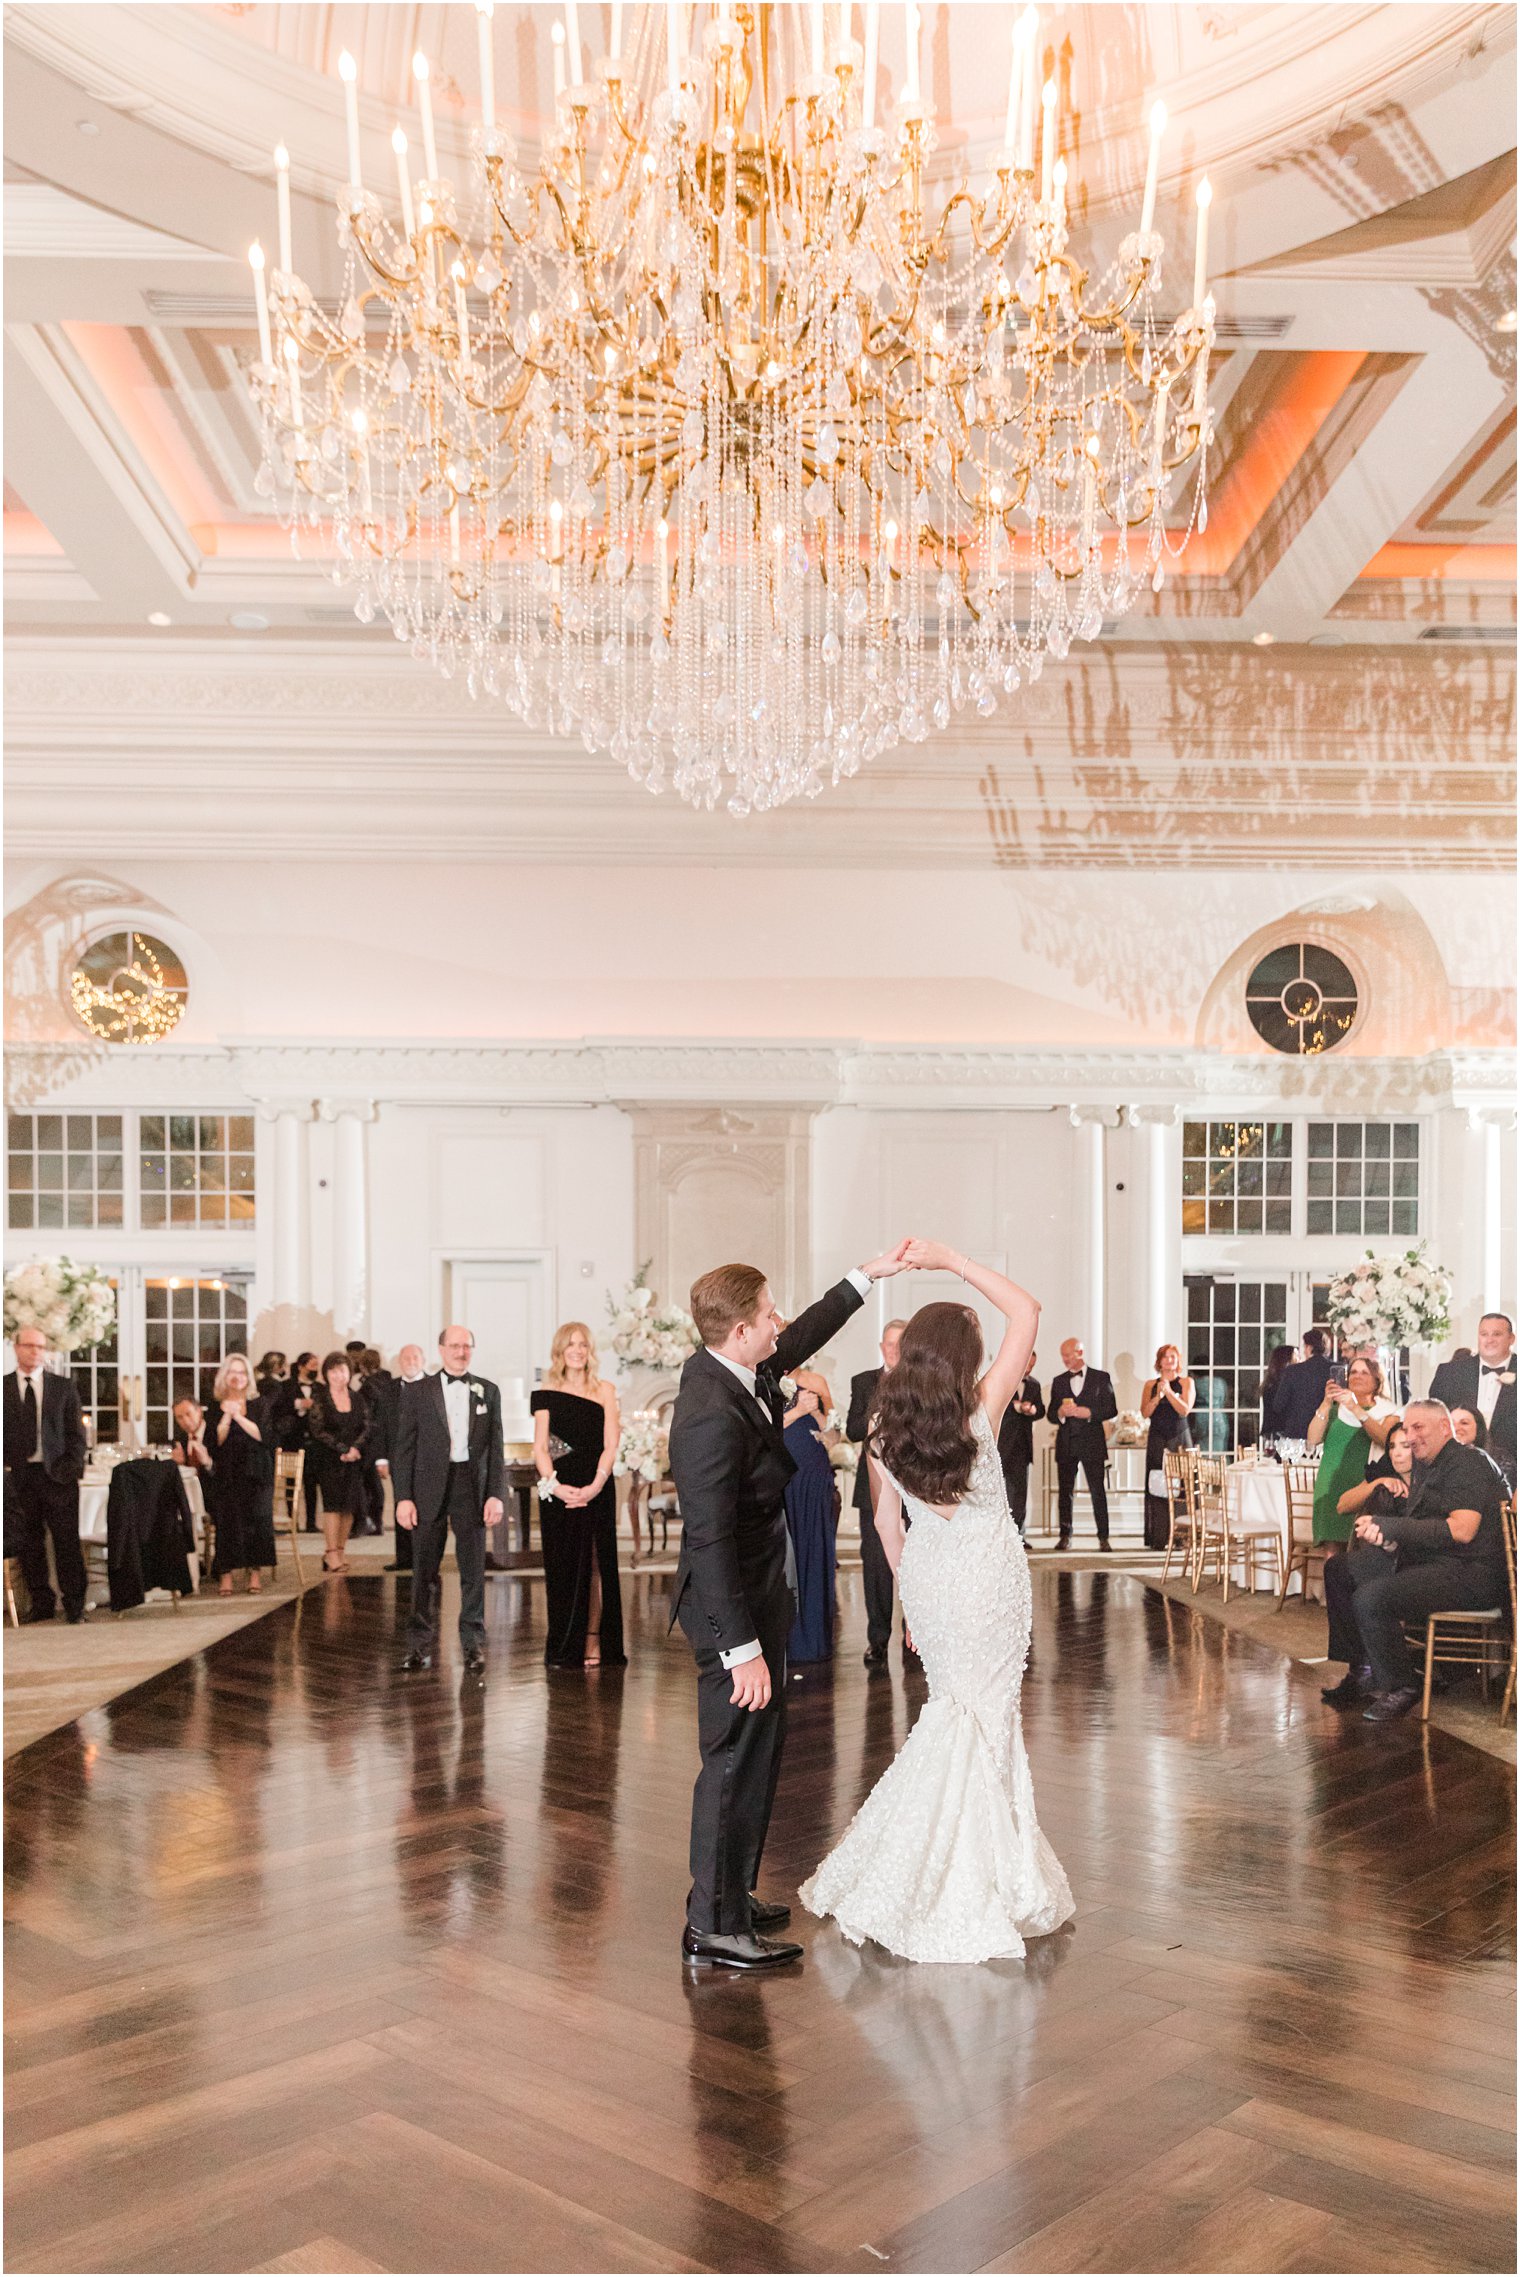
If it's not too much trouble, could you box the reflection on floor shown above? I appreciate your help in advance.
[5,1567,1515,2275]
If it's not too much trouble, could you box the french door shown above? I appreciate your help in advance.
[69,1269,253,1447]
[1184,1271,1348,1452]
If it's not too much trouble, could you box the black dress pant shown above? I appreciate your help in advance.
[300,1460,320,1532]
[408,1463,487,1654]
[1328,1546,1508,1694]
[857,1499,896,1649]
[1002,1458,1030,1533]
[679,1579,791,1935]
[9,1467,86,1619]
[1056,1447,1109,1541]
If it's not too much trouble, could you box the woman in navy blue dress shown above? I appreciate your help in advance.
[783,1372,838,1664]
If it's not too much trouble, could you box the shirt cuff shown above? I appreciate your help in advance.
[719,1639,763,1669]
[845,1267,873,1298]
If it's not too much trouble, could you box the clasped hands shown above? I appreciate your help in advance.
[395,1495,504,1531]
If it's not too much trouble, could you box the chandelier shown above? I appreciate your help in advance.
[248,4,1217,814]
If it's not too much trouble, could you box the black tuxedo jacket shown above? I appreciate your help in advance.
[998,1376,1043,1469]
[669,1276,866,1652]
[363,1369,401,1461]
[846,1365,883,1513]
[4,1369,88,1486]
[1274,1356,1335,1442]
[1429,1352,1517,1460]
[391,1370,506,1522]
[1046,1368,1116,1462]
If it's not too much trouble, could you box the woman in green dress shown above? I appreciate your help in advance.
[1308,1355,1400,1544]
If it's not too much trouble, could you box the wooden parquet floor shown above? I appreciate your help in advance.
[4,1567,1515,2276]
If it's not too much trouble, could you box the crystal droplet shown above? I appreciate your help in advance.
[804,477,831,519]
[474,254,503,295]
[844,586,868,625]
[1198,496,1209,532]
[1152,561,1165,592]
[821,629,842,663]
[818,421,839,464]
[789,543,809,580]
[388,354,411,394]
[550,430,573,466]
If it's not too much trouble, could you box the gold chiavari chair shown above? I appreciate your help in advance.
[1190,1453,1228,1592]
[272,1449,307,1593]
[1276,1463,1326,1610]
[4,1557,21,1628]
[1159,1447,1198,1585]
[1414,1499,1516,1723]
[1219,1465,1287,1604]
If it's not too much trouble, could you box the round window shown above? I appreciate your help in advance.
[69,931,188,1044]
[1245,943,1358,1056]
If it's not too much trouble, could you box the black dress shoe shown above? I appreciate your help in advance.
[682,1926,803,1970]
[1364,1687,1421,1723]
[399,1649,432,1671]
[65,1606,87,1624]
[749,1896,792,1930]
[1321,1668,1370,1708]
[1057,1535,1072,1551]
[862,1644,888,1667]
[383,1560,401,1571]
[18,1607,56,1625]
[1098,1540,1112,1553]
[463,1650,486,1676]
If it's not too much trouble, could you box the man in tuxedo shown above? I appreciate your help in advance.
[997,1351,1042,1533]
[669,1243,911,1971]
[1046,1337,1117,1549]
[271,1352,321,1530]
[4,1325,89,1623]
[393,1325,505,1676]
[1430,1314,1516,1476]
[1274,1327,1337,1443]
[845,1317,907,1667]
[378,1344,426,1573]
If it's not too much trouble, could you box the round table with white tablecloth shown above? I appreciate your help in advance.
[1223,1461,1303,1596]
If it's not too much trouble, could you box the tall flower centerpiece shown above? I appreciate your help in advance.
[1324,1246,1453,1352]
[3,1258,116,1352]
[613,1409,671,1485]
[606,1266,701,1375]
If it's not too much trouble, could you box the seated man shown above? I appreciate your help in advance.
[1319,1400,1510,1723]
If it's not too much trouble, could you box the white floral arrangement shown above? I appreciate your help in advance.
[1324,1244,1453,1351]
[1113,1410,1147,1445]
[3,1256,116,1352]
[613,1408,670,1485]
[828,1439,860,1474]
[605,1266,700,1374]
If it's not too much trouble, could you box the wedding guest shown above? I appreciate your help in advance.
[378,1345,427,1573]
[1308,1356,1399,1545]
[783,1374,837,1664]
[171,1398,213,1477]
[1142,1344,1196,1551]
[995,1351,1042,1534]
[1259,1344,1296,1443]
[846,1318,907,1667]
[352,1346,391,1536]
[532,1322,624,1669]
[255,1351,287,1404]
[1446,1404,1515,1488]
[3,1324,89,1623]
[271,1352,321,1531]
[307,1352,374,1576]
[1047,1338,1118,1549]
[1333,1419,1415,1534]
[1319,1402,1510,1721]
[205,1354,275,1596]
[1274,1327,1337,1443]
[394,1327,505,1674]
[1431,1313,1517,1476]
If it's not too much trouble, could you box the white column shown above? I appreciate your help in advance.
[1482,1116,1503,1314]
[1069,1109,1107,1356]
[274,1108,311,1308]
[1132,1107,1182,1361]
[319,1099,376,1341]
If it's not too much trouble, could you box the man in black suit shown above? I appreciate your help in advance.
[845,1317,906,1667]
[669,1243,912,1971]
[1046,1337,1117,1549]
[1274,1327,1337,1444]
[997,1351,1042,1533]
[392,1324,505,1676]
[377,1344,426,1573]
[4,1325,89,1622]
[271,1352,321,1530]
[1430,1313,1516,1477]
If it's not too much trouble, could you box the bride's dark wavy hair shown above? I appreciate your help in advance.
[870,1303,984,1505]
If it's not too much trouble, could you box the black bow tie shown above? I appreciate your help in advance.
[1482,1364,1506,1377]
[443,1373,472,1389]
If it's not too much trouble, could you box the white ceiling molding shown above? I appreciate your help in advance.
[3,182,222,261]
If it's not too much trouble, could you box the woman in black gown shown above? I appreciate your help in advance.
[306,1352,374,1575]
[1142,1342,1196,1551]
[205,1353,275,1593]
[532,1322,624,1669]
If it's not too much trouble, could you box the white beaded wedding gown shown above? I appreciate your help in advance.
[801,1407,1074,1963]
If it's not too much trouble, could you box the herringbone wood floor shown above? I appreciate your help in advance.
[4,1566,1515,2275]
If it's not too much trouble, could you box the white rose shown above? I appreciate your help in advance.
[631,1285,654,1312]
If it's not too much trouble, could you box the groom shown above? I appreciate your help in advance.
[669,1243,912,1970]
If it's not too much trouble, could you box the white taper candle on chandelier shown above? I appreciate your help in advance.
[564,0,582,87]
[552,20,566,100]
[392,127,415,239]
[273,145,292,274]
[610,0,624,63]
[667,2,685,102]
[453,264,472,365]
[338,51,362,190]
[1003,16,1023,153]
[861,2,879,128]
[811,0,825,75]
[1052,154,1067,222]
[1193,176,1212,308]
[1192,306,1212,415]
[283,331,304,426]
[413,53,439,183]
[1018,11,1038,170]
[904,0,920,103]
[1040,77,1057,202]
[1139,100,1166,237]
[475,2,496,132]
[248,241,272,367]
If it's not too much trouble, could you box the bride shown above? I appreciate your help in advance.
[801,1241,1075,1963]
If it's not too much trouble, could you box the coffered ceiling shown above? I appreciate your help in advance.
[2,3,1516,869]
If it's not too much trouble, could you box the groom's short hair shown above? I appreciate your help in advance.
[691,1264,768,1346]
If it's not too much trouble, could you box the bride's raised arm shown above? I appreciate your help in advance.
[901,1241,1040,1434]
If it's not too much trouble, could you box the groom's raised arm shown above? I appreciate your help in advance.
[773,1273,870,1377]
[667,1403,757,1651]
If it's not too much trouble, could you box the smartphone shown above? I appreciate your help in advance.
[1327,1361,1348,1388]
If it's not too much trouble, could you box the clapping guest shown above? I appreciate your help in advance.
[1259,1344,1296,1444]
[172,1398,213,1475]
[1308,1356,1399,1545]
[307,1352,374,1576]
[533,1323,624,1669]
[206,1354,275,1597]
[995,1350,1042,1534]
[1142,1344,1195,1550]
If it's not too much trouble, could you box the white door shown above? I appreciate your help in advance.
[443,1255,552,1390]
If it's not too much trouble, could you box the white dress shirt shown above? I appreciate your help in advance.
[712,1267,873,1670]
[1067,1370,1086,1404]
[440,1371,472,1462]
[16,1367,46,1462]
[1478,1362,1509,1425]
